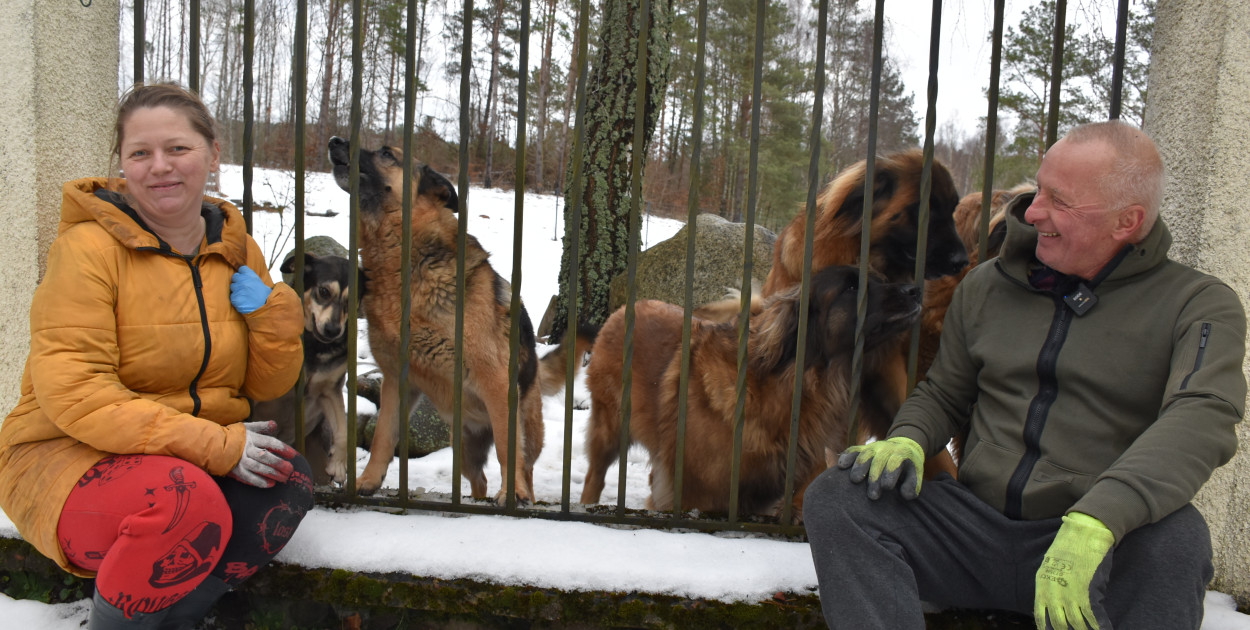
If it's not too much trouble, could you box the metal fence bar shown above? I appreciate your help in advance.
[189,0,200,94]
[727,0,768,524]
[979,0,1007,264]
[451,0,474,507]
[133,0,144,83]
[1045,0,1069,150]
[1110,0,1130,120]
[344,0,365,495]
[905,0,946,389]
[397,0,420,510]
[671,0,711,518]
[291,0,309,455]
[242,0,255,235]
[844,0,888,450]
[780,0,831,525]
[505,0,534,513]
[558,0,593,513]
[614,0,653,517]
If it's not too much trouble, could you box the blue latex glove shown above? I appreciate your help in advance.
[836,436,925,500]
[230,265,272,314]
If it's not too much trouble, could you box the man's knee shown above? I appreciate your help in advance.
[804,466,875,524]
[1116,504,1212,583]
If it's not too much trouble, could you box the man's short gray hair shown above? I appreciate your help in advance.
[1063,120,1164,240]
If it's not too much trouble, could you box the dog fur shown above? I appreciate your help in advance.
[580,265,922,521]
[252,251,355,485]
[328,137,592,501]
[916,184,1034,381]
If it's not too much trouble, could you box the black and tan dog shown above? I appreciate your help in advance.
[580,266,922,521]
[328,137,592,500]
[253,251,355,485]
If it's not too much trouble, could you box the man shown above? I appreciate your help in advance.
[804,120,1245,629]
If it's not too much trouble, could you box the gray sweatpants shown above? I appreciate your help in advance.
[803,469,1213,629]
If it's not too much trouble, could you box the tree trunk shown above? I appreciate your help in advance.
[534,0,558,191]
[482,0,507,188]
[547,0,675,341]
[316,0,344,164]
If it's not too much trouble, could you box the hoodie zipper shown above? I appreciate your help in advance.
[1179,323,1212,390]
[185,259,212,417]
[1004,296,1074,520]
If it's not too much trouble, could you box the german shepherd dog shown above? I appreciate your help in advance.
[252,252,355,485]
[328,137,591,501]
[580,266,922,521]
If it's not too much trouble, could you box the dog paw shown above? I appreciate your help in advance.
[493,488,532,506]
[326,459,347,486]
[356,476,382,496]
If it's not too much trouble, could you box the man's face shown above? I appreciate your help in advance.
[1023,138,1131,280]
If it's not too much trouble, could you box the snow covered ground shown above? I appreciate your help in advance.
[2,164,1247,627]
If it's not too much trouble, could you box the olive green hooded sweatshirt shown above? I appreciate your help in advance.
[890,193,1246,542]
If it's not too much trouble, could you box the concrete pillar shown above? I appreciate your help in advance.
[1145,0,1250,610]
[0,2,118,414]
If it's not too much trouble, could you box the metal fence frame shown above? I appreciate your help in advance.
[127,0,1132,538]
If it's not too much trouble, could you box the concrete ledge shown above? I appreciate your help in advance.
[0,536,1039,629]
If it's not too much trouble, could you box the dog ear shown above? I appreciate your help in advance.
[749,285,802,374]
[831,158,898,231]
[418,165,459,212]
[279,254,297,274]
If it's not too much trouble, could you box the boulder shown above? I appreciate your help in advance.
[607,213,776,313]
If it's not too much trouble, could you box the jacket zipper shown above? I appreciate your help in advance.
[1179,323,1212,390]
[1004,296,1074,520]
[186,259,212,417]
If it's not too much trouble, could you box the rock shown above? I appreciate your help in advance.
[355,370,451,458]
[607,213,776,313]
[279,235,351,284]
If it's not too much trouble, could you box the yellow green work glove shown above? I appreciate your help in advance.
[1034,512,1115,630]
[836,436,925,500]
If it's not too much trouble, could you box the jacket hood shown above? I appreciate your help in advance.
[61,177,249,267]
[998,189,1172,288]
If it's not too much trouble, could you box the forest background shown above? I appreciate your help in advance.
[121,0,1154,232]
[119,0,1155,338]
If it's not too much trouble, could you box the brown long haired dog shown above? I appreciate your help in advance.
[580,266,922,521]
[328,138,592,500]
[762,149,967,296]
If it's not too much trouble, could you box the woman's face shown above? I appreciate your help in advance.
[118,106,220,227]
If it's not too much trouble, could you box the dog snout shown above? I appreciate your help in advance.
[328,137,349,165]
[323,320,343,339]
[925,246,970,279]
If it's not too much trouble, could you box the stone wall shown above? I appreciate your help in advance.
[1145,0,1250,609]
[0,1,118,414]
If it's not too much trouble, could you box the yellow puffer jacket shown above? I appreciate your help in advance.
[0,178,303,576]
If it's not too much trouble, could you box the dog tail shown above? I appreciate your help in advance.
[538,322,599,397]
[692,279,765,323]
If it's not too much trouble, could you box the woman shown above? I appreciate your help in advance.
[0,83,312,629]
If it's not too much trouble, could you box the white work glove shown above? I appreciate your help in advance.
[228,421,298,488]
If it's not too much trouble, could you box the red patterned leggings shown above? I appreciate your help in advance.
[56,454,313,618]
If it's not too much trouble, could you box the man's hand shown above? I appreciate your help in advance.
[1034,512,1115,630]
[836,436,925,500]
[228,421,298,488]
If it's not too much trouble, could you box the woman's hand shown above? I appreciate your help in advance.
[230,266,272,314]
[228,421,298,488]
